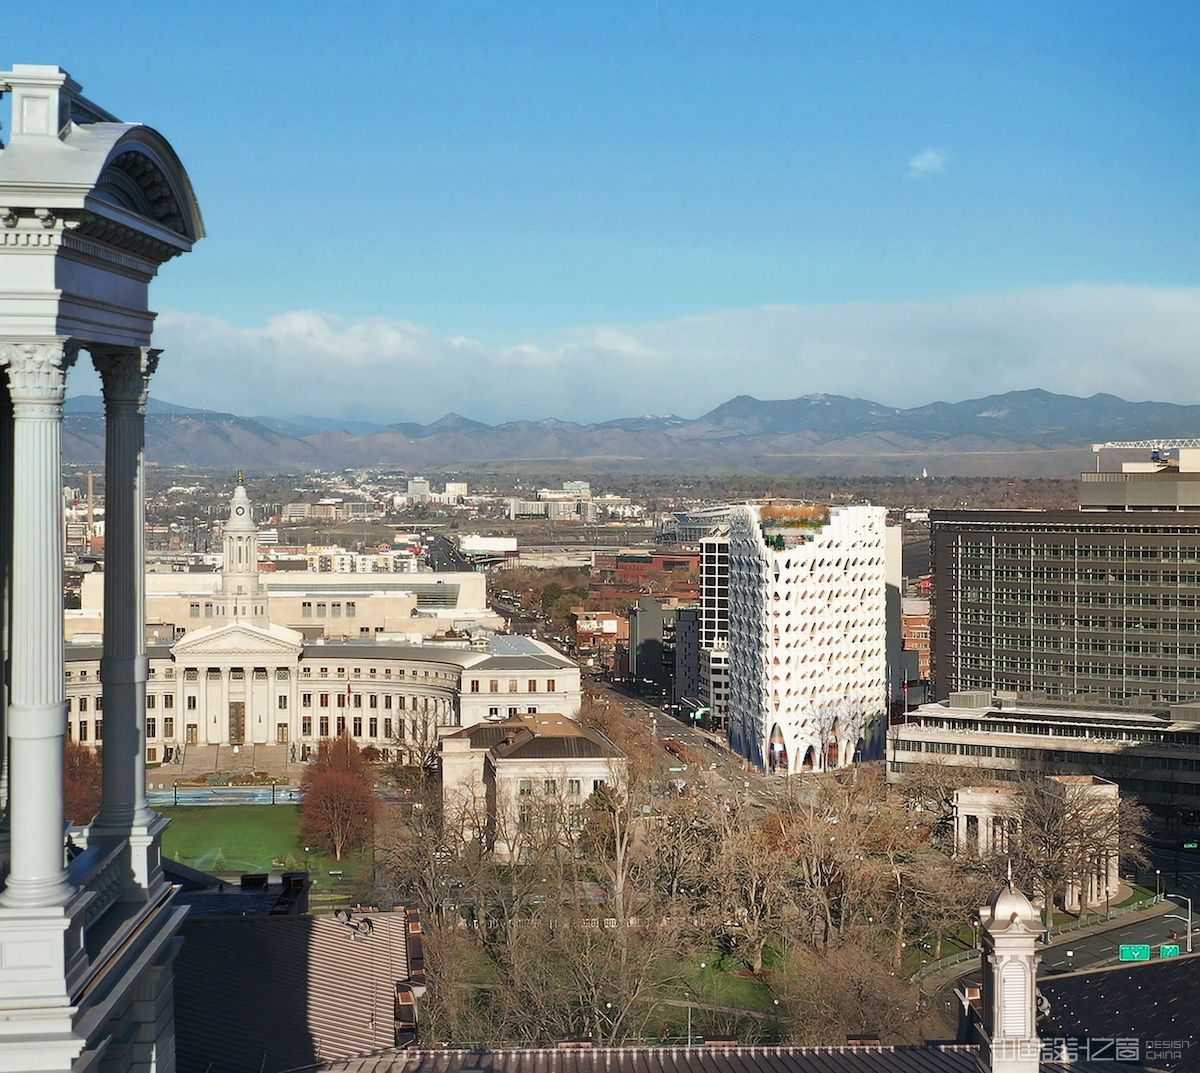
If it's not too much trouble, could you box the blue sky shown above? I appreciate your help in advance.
[10,2,1200,421]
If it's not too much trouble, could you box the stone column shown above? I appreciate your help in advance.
[91,348,159,838]
[219,669,229,745]
[0,340,77,908]
[0,371,12,838]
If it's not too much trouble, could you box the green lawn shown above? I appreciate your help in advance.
[160,805,370,893]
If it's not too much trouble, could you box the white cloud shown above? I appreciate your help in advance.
[906,147,947,179]
[131,285,1200,425]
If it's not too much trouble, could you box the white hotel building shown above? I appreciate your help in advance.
[727,503,891,772]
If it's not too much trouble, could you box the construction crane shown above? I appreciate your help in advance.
[1090,438,1200,471]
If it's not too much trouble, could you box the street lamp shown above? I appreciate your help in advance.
[1156,869,1162,899]
[304,845,311,872]
[1163,895,1194,954]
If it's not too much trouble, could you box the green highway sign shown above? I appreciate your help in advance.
[1160,944,1181,959]
[1183,841,1199,850]
[1119,944,1152,962]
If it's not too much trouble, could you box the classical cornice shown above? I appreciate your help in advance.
[0,207,182,268]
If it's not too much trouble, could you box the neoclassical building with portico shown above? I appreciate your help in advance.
[64,479,582,762]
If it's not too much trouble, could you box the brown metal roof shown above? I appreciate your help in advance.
[175,911,416,1073]
[320,1045,1131,1073]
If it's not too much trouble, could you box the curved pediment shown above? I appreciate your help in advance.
[171,621,303,659]
[90,127,205,242]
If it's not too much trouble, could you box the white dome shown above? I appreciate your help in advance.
[981,879,1039,932]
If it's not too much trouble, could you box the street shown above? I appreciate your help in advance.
[1039,897,1194,974]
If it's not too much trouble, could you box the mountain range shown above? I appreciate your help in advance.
[61,389,1200,477]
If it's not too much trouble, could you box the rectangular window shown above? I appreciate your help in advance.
[353,716,363,736]
[302,692,312,707]
[528,679,537,692]
[317,602,326,617]
[508,707,518,717]
[147,694,157,709]
[346,602,356,617]
[164,717,175,738]
[568,779,581,796]
[527,706,537,714]
[592,779,605,793]
[384,718,393,739]
[547,679,556,692]
[509,679,518,693]
[204,603,213,618]
[95,696,103,712]
[186,696,197,711]
[79,697,89,713]
[336,715,346,735]
[320,693,329,707]
[489,680,499,693]
[147,717,157,739]
[488,706,499,717]
[164,694,174,709]
[384,695,392,710]
[353,693,362,709]
[79,722,89,741]
[543,779,557,796]
[337,693,347,709]
[277,695,288,710]
[189,603,200,618]
[319,716,329,736]
[302,716,313,736]
[369,717,378,738]
[369,694,378,708]
[332,602,342,617]
[518,778,533,796]
[95,720,103,741]
[301,601,313,618]
[470,680,480,693]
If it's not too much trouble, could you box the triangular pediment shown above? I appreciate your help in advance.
[171,620,303,659]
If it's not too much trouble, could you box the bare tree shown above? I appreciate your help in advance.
[301,769,376,860]
[64,740,102,825]
[771,940,922,1046]
[301,732,377,860]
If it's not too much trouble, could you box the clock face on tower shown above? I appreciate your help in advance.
[235,507,246,516]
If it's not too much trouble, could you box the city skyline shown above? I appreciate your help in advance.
[13,1,1200,419]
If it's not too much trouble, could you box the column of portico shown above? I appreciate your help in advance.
[219,669,230,745]
[0,340,77,908]
[90,349,159,870]
[0,370,12,849]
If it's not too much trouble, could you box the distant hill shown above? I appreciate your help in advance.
[61,389,1200,476]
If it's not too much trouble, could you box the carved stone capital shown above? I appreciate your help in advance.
[0,339,80,410]
[92,346,161,411]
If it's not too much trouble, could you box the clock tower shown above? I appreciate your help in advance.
[218,471,269,624]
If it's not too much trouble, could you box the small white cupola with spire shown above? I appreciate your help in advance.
[974,865,1045,1073]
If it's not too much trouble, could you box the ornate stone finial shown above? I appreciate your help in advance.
[236,469,245,486]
